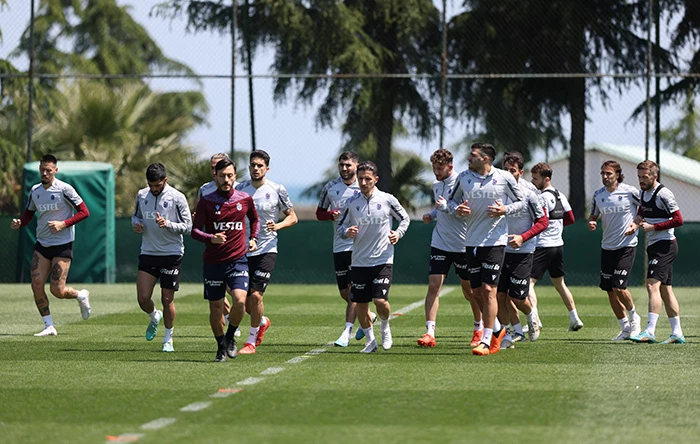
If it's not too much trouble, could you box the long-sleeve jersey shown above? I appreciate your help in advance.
[236,179,294,256]
[536,186,573,248]
[430,171,467,252]
[505,182,547,254]
[192,189,260,264]
[447,167,524,247]
[590,183,640,250]
[639,183,681,245]
[337,189,410,267]
[316,177,360,253]
[26,178,88,246]
[131,184,192,256]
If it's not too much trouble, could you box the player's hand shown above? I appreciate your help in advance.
[48,220,66,233]
[422,213,432,224]
[624,222,639,236]
[248,238,257,252]
[133,222,144,234]
[265,219,277,232]
[587,220,597,231]
[507,234,523,249]
[211,232,227,244]
[331,209,341,221]
[155,212,168,228]
[388,230,400,245]
[456,199,471,217]
[10,218,21,230]
[640,221,654,233]
[346,225,359,238]
[486,200,505,218]
[435,196,447,212]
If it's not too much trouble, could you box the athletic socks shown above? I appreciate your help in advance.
[163,327,173,343]
[669,316,683,337]
[344,322,353,335]
[42,314,53,328]
[364,327,375,343]
[426,321,436,337]
[569,309,581,323]
[618,317,630,331]
[474,320,483,331]
[260,316,268,327]
[225,324,238,342]
[627,307,637,320]
[215,334,226,350]
[481,328,493,345]
[646,312,660,334]
[148,309,159,322]
[247,326,259,345]
[494,317,502,332]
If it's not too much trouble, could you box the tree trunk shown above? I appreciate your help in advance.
[568,76,586,219]
[375,78,395,193]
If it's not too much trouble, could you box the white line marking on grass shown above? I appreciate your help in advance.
[179,402,212,412]
[287,356,310,363]
[140,418,176,430]
[210,388,244,398]
[238,377,264,386]
[260,367,285,375]
[307,348,327,355]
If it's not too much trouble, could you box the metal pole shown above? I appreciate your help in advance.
[439,0,447,149]
[644,0,652,161]
[244,0,256,151]
[230,0,237,160]
[654,0,661,178]
[26,0,36,162]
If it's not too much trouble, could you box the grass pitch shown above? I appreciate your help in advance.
[1,283,699,443]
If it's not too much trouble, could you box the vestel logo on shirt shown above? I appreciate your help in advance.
[213,221,244,231]
[358,217,384,225]
[37,203,60,212]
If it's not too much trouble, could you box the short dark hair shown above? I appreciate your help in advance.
[602,160,624,183]
[357,160,378,175]
[531,162,553,179]
[146,163,167,182]
[502,151,524,171]
[215,158,235,174]
[471,143,496,163]
[40,154,58,164]
[430,148,453,165]
[338,151,358,163]
[250,150,270,166]
[637,160,659,177]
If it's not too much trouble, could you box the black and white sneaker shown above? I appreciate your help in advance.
[226,338,238,359]
[214,348,227,362]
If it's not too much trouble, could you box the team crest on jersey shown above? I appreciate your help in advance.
[492,179,498,185]
[215,204,221,215]
[353,190,360,197]
[335,190,340,195]
[163,201,169,208]
[468,179,472,184]
[236,203,242,211]
[356,206,360,211]
[50,194,55,200]
[376,204,382,210]
[618,196,623,201]
[145,200,148,205]
[266,193,271,199]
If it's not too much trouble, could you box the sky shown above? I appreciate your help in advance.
[0,1,687,193]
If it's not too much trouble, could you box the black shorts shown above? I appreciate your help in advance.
[34,242,73,260]
[647,239,678,286]
[531,246,565,280]
[333,251,352,290]
[248,252,277,293]
[599,247,636,291]
[428,247,469,280]
[138,254,183,291]
[496,253,533,300]
[203,256,249,301]
[467,246,506,289]
[349,264,393,304]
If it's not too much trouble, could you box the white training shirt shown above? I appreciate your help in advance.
[430,171,467,252]
[27,178,84,247]
[236,179,294,256]
[447,167,525,247]
[590,183,640,250]
[317,177,361,253]
[504,182,546,254]
[337,189,410,267]
[535,185,572,248]
[132,183,192,256]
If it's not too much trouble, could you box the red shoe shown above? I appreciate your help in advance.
[417,333,436,347]
[472,342,490,356]
[255,316,270,347]
[238,342,256,354]
[489,328,506,355]
[470,329,483,347]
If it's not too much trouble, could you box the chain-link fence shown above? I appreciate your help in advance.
[1,0,699,284]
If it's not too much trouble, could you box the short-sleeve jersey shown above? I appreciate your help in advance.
[132,184,192,256]
[640,183,680,245]
[236,179,294,256]
[337,189,410,267]
[535,186,572,248]
[448,167,524,247]
[431,171,467,252]
[590,183,640,250]
[192,189,259,264]
[27,178,84,247]
[317,177,360,253]
[505,183,546,254]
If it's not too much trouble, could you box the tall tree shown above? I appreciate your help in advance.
[155,0,442,193]
[450,0,663,217]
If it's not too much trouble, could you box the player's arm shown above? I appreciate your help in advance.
[191,199,214,243]
[651,210,683,231]
[315,185,337,221]
[62,202,90,228]
[389,196,410,244]
[587,197,599,230]
[503,175,526,214]
[337,207,354,239]
[11,208,35,230]
[131,193,144,233]
[166,194,193,234]
[246,197,260,251]
[560,192,575,226]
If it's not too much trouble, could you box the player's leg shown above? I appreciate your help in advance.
[372,264,393,350]
[333,251,355,346]
[203,263,229,361]
[418,273,444,347]
[137,270,162,341]
[660,284,684,343]
[631,278,662,343]
[461,278,483,346]
[30,250,55,335]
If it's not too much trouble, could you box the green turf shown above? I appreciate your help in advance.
[1,283,699,443]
